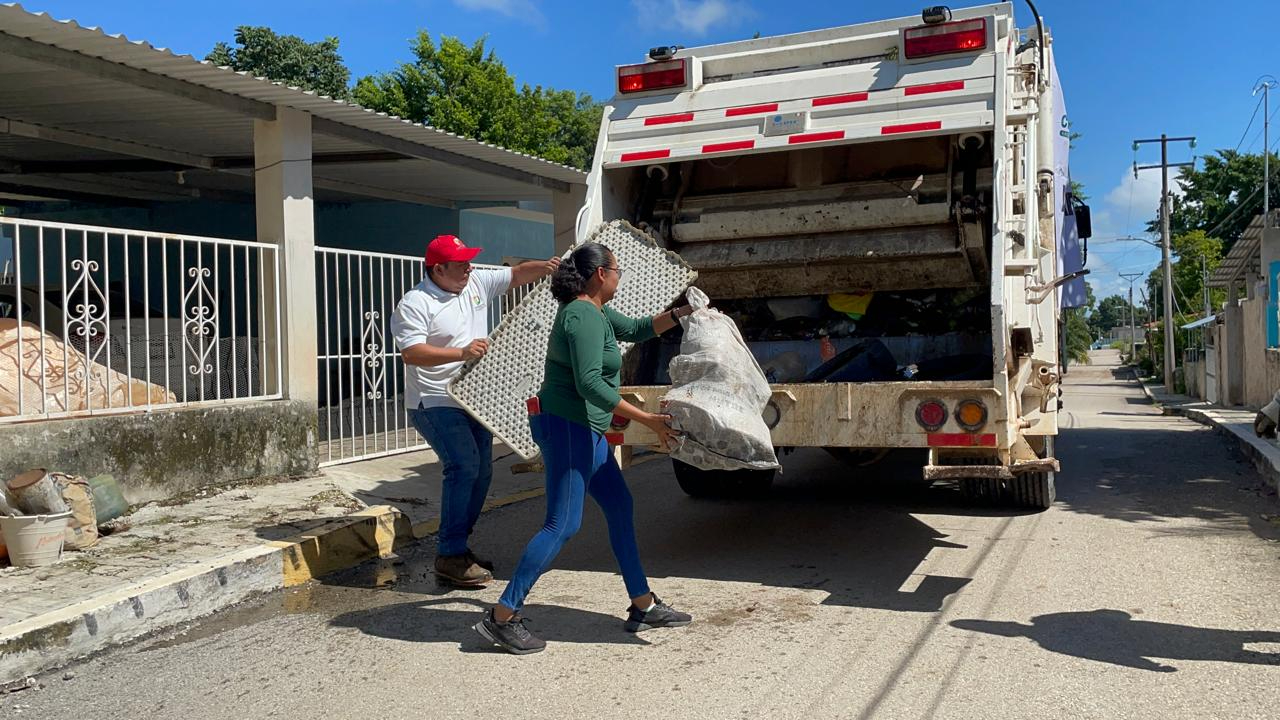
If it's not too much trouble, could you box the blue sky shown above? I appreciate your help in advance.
[18,0,1280,300]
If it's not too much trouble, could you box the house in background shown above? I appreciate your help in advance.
[0,5,587,502]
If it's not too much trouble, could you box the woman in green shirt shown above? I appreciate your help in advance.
[474,242,694,655]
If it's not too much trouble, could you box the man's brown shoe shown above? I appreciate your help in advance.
[466,550,495,572]
[434,554,492,587]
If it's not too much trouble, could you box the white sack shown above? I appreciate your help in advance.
[663,287,779,471]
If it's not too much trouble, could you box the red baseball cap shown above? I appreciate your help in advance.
[425,234,483,265]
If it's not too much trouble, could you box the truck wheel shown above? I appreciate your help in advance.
[1011,471,1056,509]
[672,460,774,498]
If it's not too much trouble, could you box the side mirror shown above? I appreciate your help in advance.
[1075,203,1092,240]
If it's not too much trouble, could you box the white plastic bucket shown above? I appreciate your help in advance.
[0,512,72,567]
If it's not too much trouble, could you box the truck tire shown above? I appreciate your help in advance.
[672,460,775,498]
[1010,471,1056,509]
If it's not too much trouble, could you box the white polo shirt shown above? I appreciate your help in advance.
[391,267,513,410]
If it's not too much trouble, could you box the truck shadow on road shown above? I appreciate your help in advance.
[951,609,1280,672]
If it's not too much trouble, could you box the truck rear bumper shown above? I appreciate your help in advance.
[922,458,1060,481]
[617,380,1009,449]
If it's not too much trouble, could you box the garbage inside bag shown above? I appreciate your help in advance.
[663,287,780,472]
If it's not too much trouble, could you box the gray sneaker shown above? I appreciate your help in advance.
[474,609,547,655]
[624,595,692,633]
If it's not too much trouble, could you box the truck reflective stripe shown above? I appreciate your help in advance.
[927,433,997,447]
[702,140,756,153]
[904,80,966,96]
[726,103,779,117]
[644,113,695,126]
[788,130,845,144]
[619,149,672,162]
[812,92,869,107]
[882,121,943,135]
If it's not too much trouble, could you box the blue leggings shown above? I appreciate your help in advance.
[499,412,651,612]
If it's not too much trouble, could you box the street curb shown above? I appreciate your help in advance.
[0,485,547,684]
[1134,373,1280,492]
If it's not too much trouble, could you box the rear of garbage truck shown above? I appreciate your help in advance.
[585,3,1089,508]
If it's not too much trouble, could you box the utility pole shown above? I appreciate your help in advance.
[1121,272,1144,362]
[1255,77,1276,230]
[1134,133,1196,390]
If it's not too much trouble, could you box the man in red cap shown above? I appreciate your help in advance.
[392,234,559,587]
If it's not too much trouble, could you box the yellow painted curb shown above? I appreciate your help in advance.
[271,487,547,587]
[272,506,411,587]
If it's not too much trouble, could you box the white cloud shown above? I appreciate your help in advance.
[453,0,545,26]
[1080,167,1186,300]
[632,0,753,36]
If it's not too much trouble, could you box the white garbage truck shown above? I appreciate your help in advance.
[581,2,1090,508]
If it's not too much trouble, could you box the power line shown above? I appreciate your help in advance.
[1236,93,1266,153]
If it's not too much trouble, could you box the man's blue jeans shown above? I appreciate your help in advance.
[408,406,493,557]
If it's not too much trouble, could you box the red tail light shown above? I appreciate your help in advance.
[903,18,987,59]
[618,58,688,94]
[916,400,948,432]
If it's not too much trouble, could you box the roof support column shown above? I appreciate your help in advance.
[255,107,318,408]
[552,183,587,255]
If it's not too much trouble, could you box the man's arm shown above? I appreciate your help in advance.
[401,340,488,367]
[508,257,561,289]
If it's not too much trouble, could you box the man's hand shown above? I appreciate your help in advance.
[511,257,562,287]
[461,339,490,361]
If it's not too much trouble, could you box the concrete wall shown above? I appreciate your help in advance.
[0,401,316,505]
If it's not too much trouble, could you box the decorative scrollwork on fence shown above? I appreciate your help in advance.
[183,266,217,376]
[362,310,384,400]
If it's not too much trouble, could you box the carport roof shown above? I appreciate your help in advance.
[0,3,587,207]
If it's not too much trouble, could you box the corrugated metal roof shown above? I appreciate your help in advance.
[0,3,586,188]
[1209,212,1276,287]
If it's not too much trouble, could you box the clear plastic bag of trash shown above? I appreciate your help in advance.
[663,287,780,472]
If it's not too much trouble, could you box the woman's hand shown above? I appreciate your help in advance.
[640,412,681,451]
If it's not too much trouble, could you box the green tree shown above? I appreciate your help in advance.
[207,27,350,99]
[353,31,602,170]
[1089,294,1142,338]
[1064,308,1092,365]
[1147,149,1276,252]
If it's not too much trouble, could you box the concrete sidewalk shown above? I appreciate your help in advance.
[1136,375,1280,491]
[0,448,545,685]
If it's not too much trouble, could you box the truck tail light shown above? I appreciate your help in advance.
[618,58,688,94]
[903,18,987,59]
[954,399,988,431]
[916,400,948,432]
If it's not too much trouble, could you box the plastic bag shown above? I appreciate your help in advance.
[663,287,780,471]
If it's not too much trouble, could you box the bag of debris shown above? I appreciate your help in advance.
[50,473,99,550]
[663,287,779,472]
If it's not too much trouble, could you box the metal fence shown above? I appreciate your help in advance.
[0,217,283,422]
[315,247,532,466]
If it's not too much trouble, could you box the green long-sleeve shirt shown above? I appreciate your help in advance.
[538,300,655,433]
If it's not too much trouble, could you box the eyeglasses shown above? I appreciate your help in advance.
[605,266,626,278]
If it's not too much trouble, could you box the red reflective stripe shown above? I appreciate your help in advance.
[725,103,778,117]
[526,397,541,415]
[605,432,625,446]
[702,140,756,154]
[644,113,695,126]
[812,92,869,107]
[620,149,671,162]
[927,433,997,448]
[788,130,845,144]
[882,121,943,135]
[904,80,966,96]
